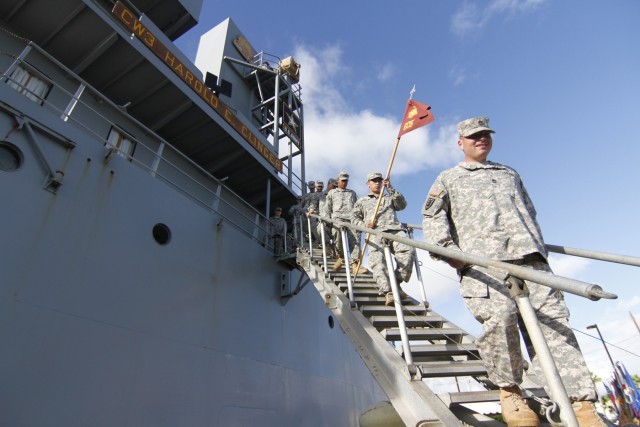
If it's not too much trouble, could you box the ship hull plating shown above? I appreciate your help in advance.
[0,98,386,426]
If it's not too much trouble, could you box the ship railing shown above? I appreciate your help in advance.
[303,213,631,427]
[1,40,278,251]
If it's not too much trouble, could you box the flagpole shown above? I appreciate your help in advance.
[353,85,431,281]
[353,135,402,276]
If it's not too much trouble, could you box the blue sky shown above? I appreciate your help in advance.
[175,0,640,386]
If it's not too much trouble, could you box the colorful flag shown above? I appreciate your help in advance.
[617,362,640,418]
[604,381,621,418]
[397,99,434,138]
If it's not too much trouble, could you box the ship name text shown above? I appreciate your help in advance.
[111,2,282,172]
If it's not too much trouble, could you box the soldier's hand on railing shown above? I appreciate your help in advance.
[447,258,466,270]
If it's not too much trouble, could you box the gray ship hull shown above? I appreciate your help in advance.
[0,95,386,424]
[0,0,387,424]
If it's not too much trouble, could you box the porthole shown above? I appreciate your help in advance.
[152,223,171,245]
[0,141,23,171]
[328,316,335,329]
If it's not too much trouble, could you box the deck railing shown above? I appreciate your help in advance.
[0,37,290,251]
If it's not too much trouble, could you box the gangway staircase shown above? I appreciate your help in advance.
[296,246,549,427]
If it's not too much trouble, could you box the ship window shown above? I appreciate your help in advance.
[152,223,171,245]
[5,65,51,105]
[0,141,23,171]
[106,127,136,160]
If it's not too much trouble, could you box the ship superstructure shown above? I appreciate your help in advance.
[0,0,387,425]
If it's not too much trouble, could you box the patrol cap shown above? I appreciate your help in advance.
[275,206,282,211]
[307,180,315,187]
[337,171,349,181]
[316,180,324,186]
[327,178,336,186]
[367,172,383,181]
[456,116,495,137]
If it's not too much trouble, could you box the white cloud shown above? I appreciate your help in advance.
[451,0,546,37]
[488,0,547,17]
[449,65,468,86]
[295,44,460,189]
[376,63,395,82]
[547,253,591,278]
[451,2,488,38]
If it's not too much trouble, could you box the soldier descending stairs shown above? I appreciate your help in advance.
[294,234,618,426]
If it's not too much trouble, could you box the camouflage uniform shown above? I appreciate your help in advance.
[304,184,323,244]
[309,182,333,247]
[288,198,305,243]
[422,160,596,400]
[352,183,414,294]
[323,186,360,263]
[269,214,286,256]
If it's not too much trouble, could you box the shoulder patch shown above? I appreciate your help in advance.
[428,184,444,198]
[424,198,435,211]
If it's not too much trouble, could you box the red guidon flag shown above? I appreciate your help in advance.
[397,99,434,138]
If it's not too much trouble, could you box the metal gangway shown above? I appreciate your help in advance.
[289,213,637,427]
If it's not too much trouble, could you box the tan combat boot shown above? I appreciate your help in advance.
[351,263,368,274]
[332,258,343,271]
[384,292,394,306]
[572,401,606,427]
[500,387,540,427]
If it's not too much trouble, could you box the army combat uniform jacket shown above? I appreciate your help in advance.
[352,187,413,293]
[422,161,546,262]
[323,188,357,221]
[351,186,406,231]
[421,161,596,400]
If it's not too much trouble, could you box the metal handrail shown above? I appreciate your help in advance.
[1,39,282,249]
[305,214,624,425]
[405,224,640,268]
[315,216,617,301]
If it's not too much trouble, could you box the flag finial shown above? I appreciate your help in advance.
[409,85,416,100]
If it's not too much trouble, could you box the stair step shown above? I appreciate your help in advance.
[361,305,429,316]
[337,283,382,292]
[439,388,547,406]
[382,327,467,342]
[353,295,413,305]
[332,274,376,283]
[417,360,488,378]
[338,285,383,294]
[407,343,479,359]
[370,315,445,330]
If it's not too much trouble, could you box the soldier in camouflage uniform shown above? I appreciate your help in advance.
[322,171,366,273]
[304,180,324,245]
[269,207,286,256]
[309,178,336,252]
[288,196,305,245]
[352,172,414,306]
[422,117,602,427]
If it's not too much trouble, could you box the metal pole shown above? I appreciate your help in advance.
[307,215,313,256]
[514,289,579,427]
[406,228,429,307]
[283,222,288,254]
[320,221,328,274]
[630,312,640,335]
[296,214,303,248]
[341,227,354,302]
[586,324,616,371]
[384,243,414,366]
